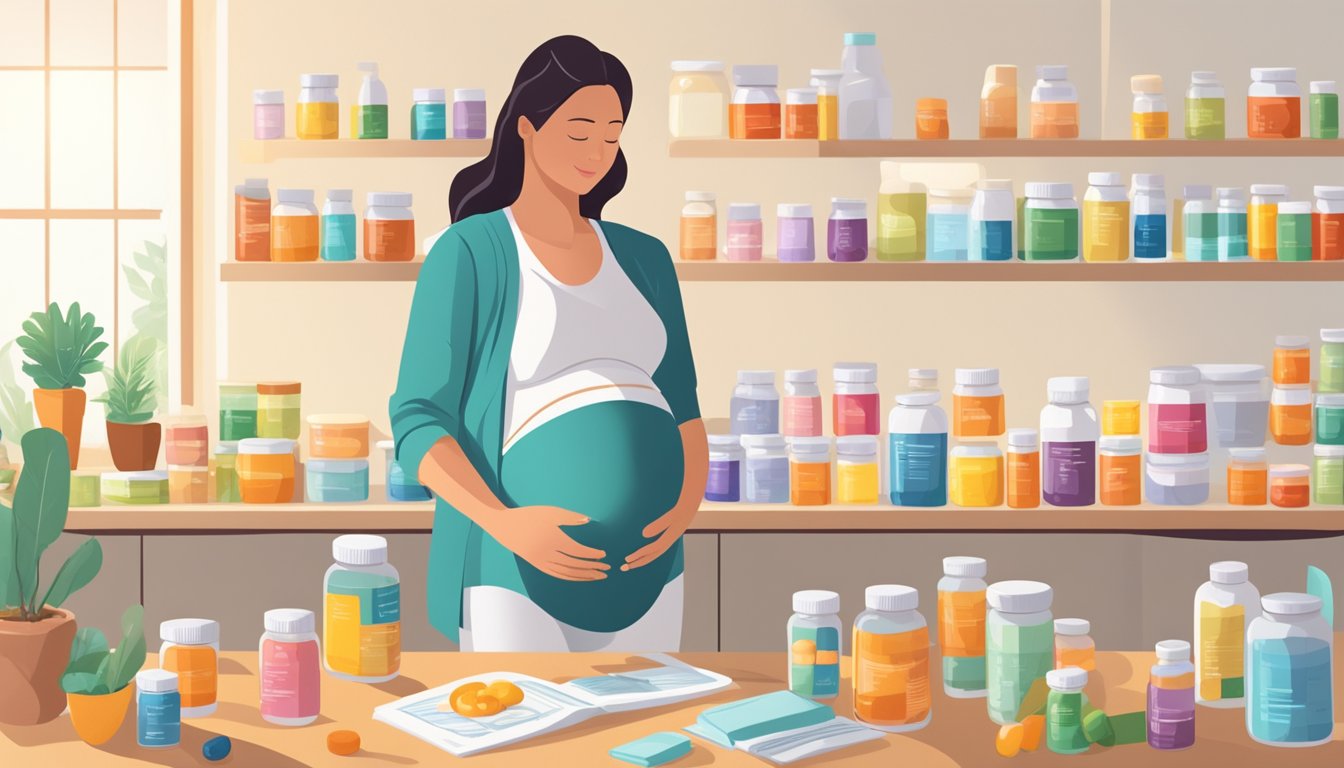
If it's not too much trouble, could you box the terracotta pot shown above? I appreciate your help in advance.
[0,608,78,725]
[33,388,87,470]
[106,420,162,471]
[67,684,134,746]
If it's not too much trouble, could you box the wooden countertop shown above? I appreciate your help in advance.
[2,646,1341,766]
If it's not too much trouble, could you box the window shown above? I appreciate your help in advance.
[0,0,183,451]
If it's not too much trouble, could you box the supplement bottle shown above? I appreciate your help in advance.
[1247,67,1301,139]
[1054,618,1095,671]
[234,178,270,262]
[952,367,1004,437]
[1227,447,1268,506]
[730,370,780,436]
[668,61,728,139]
[1040,376,1098,506]
[364,192,415,262]
[888,391,948,507]
[1030,65,1079,138]
[1131,74,1168,139]
[1185,71,1226,140]
[1148,366,1207,454]
[968,179,1015,262]
[1193,561,1260,708]
[827,198,868,262]
[452,89,488,140]
[724,203,763,262]
[1024,183,1080,261]
[1249,184,1289,260]
[1313,187,1344,261]
[742,434,789,503]
[785,88,819,140]
[1183,185,1218,262]
[1318,392,1344,445]
[1198,366,1268,448]
[271,189,319,262]
[776,204,815,262]
[324,535,401,683]
[980,65,1017,139]
[679,191,717,261]
[853,585,931,732]
[1131,173,1167,260]
[1216,187,1248,261]
[877,162,926,261]
[1276,201,1313,261]
[253,89,284,140]
[1006,428,1041,509]
[938,556,988,699]
[1145,452,1210,505]
[836,435,880,504]
[705,435,742,503]
[1045,667,1089,755]
[260,608,321,726]
[915,98,949,140]
[1309,80,1339,139]
[926,188,972,262]
[1147,639,1196,750]
[136,669,181,748]
[219,383,257,441]
[1099,435,1142,506]
[320,189,357,262]
[410,88,447,140]
[351,62,388,140]
[788,590,842,700]
[1101,399,1140,436]
[1314,444,1344,505]
[729,65,780,140]
[788,437,831,506]
[838,33,893,140]
[1082,172,1129,262]
[159,619,220,718]
[950,445,1003,507]
[212,441,241,503]
[1273,335,1310,385]
[257,381,302,439]
[1269,464,1310,508]
[809,69,842,141]
[296,73,339,140]
[1323,328,1344,392]
[782,369,822,437]
[1246,593,1333,746]
[1270,385,1312,445]
[377,440,432,503]
[237,438,296,504]
[986,580,1054,725]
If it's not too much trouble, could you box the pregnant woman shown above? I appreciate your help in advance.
[391,36,707,652]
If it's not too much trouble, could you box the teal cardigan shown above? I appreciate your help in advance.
[389,209,701,644]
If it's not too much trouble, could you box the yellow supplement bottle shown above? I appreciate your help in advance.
[836,436,880,504]
[950,445,1004,507]
[1083,173,1129,262]
[1131,75,1169,139]
[325,535,401,683]
[1248,185,1288,260]
[296,73,339,140]
[811,69,842,141]
[1193,561,1259,707]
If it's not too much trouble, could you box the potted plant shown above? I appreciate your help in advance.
[0,428,103,726]
[94,337,160,471]
[16,303,107,470]
[63,604,146,746]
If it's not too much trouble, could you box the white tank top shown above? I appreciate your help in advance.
[502,208,669,453]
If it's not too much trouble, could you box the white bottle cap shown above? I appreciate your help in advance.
[253,89,284,105]
[777,203,813,218]
[1046,667,1087,690]
[786,88,818,105]
[454,88,486,102]
[1047,376,1090,404]
[784,368,817,384]
[1025,182,1075,200]
[1132,173,1165,190]
[896,391,941,407]
[1155,639,1190,661]
[1150,366,1200,385]
[1190,71,1219,85]
[707,434,742,448]
[1099,435,1142,453]
[727,203,761,220]
[954,367,999,386]
[300,73,339,88]
[1183,185,1212,199]
[1209,561,1249,584]
[325,189,352,203]
[738,370,775,385]
[908,368,938,384]
[276,188,314,205]
[1037,65,1069,81]
[835,435,878,456]
[685,190,716,203]
[1314,186,1344,201]
[1261,592,1322,615]
[1310,80,1337,94]
[987,580,1053,613]
[1087,172,1124,187]
[740,433,786,450]
[238,438,296,455]
[333,534,388,565]
[1314,444,1344,458]
[136,668,179,693]
[1228,446,1266,462]
[264,608,315,635]
[1268,464,1310,479]
[413,87,446,102]
[1275,335,1309,349]
[865,584,919,612]
[943,556,987,578]
[789,436,830,456]
[1250,67,1296,83]
[1007,428,1038,449]
[1194,363,1265,383]
[1278,201,1311,216]
[368,192,413,208]
[732,65,778,87]
[160,618,219,645]
[1250,184,1289,197]
[793,589,840,615]
[1216,187,1246,201]
[1054,618,1091,636]
[834,362,877,383]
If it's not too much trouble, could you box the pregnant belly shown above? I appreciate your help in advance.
[496,400,685,631]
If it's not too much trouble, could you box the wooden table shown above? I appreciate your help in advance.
[2,649,1340,766]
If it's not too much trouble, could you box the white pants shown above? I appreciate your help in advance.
[460,575,684,652]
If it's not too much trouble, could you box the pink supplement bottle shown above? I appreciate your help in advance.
[783,369,823,437]
[259,608,321,726]
[253,90,285,140]
[724,203,763,261]
[833,362,880,436]
[1148,366,1208,454]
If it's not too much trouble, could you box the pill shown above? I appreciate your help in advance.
[1020,714,1045,751]
[995,723,1023,757]
[327,729,361,756]
[202,735,232,761]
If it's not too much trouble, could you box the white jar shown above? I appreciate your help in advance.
[968,179,1015,262]
[1248,67,1302,139]
[159,618,220,718]
[1131,174,1167,259]
[731,370,780,436]
[1147,365,1207,455]
[1195,364,1269,448]
[1039,377,1098,506]
[1193,561,1260,709]
[787,590,843,701]
[669,60,728,139]
[365,192,415,262]
[1246,593,1333,746]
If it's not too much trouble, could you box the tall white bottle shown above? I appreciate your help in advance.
[838,33,893,140]
[1193,560,1261,708]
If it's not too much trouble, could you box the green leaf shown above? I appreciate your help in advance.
[69,626,109,663]
[0,340,38,447]
[124,269,152,302]
[13,428,71,612]
[61,671,108,695]
[66,649,110,678]
[101,604,145,693]
[39,536,101,609]
[0,503,13,611]
[15,302,106,390]
[95,337,157,423]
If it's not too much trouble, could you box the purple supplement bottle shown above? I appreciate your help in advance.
[453,88,487,139]
[827,198,868,262]
[777,203,816,262]
[1039,376,1098,506]
[1147,640,1196,750]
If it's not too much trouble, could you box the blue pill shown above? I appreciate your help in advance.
[203,735,232,761]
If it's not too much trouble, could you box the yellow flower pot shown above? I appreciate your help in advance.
[67,684,133,746]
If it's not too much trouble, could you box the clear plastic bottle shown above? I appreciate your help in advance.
[1082,172,1129,262]
[1131,74,1169,139]
[888,391,948,507]
[1216,187,1249,261]
[853,585,931,732]
[938,556,988,699]
[320,189,357,262]
[838,33,893,139]
[1030,65,1079,138]
[1148,639,1196,750]
[788,590,842,700]
[782,369,822,438]
[351,62,388,139]
[742,434,789,503]
[324,535,401,683]
[926,188,973,262]
[1183,185,1218,262]
[1193,561,1260,708]
[1185,71,1226,140]
[730,370,780,436]
[1045,666,1089,755]
[1040,377,1098,507]
[1053,618,1096,671]
[986,580,1054,725]
[1246,593,1333,746]
[1131,174,1167,260]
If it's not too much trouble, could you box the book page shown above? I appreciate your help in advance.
[558,654,734,713]
[736,717,886,765]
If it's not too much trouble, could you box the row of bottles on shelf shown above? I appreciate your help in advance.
[679,164,1344,262]
[233,179,416,262]
[786,558,1334,750]
[706,329,1344,507]
[671,35,1338,141]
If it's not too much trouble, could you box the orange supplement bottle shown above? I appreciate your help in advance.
[980,65,1018,139]
[952,367,1005,437]
[784,88,819,139]
[1272,335,1310,385]
[1227,447,1268,505]
[1007,429,1041,509]
[1099,436,1142,506]
[1268,464,1310,508]
[679,191,717,260]
[234,178,271,261]
[159,619,220,718]
[1130,75,1169,139]
[237,438,297,504]
[729,65,781,140]
[853,585,931,733]
[271,188,319,262]
[1030,65,1079,139]
[1053,618,1096,671]
[938,557,988,698]
[364,192,415,262]
[1247,68,1301,139]
[915,98,949,140]
[789,437,831,506]
[1313,185,1344,260]
[1270,385,1313,445]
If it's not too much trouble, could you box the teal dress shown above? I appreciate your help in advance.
[389,210,701,643]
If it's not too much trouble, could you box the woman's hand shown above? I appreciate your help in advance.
[622,500,696,572]
[483,506,609,582]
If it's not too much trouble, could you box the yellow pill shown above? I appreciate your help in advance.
[995,723,1023,758]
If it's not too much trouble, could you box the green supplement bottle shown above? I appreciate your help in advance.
[986,580,1054,724]
[1275,201,1313,261]
[1310,81,1339,139]
[351,62,389,140]
[1024,183,1080,261]
[1185,71,1226,140]
[1046,667,1090,755]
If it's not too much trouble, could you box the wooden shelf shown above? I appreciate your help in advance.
[220,260,422,281]
[63,501,1344,537]
[239,138,489,162]
[670,138,1344,158]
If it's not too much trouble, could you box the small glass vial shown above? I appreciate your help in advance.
[827,198,868,262]
[784,88,818,139]
[724,203,763,261]
[679,191,717,261]
[1147,639,1196,750]
[1246,593,1333,747]
[915,97,949,139]
[1269,464,1310,508]
[1006,428,1040,509]
[1045,667,1090,755]
[136,669,181,748]
[452,88,487,139]
[1227,447,1268,506]
[730,370,780,436]
[260,608,321,726]
[742,434,789,503]
[938,556,988,699]
[788,590,842,700]
[776,204,815,262]
[1054,618,1096,671]
[411,88,448,140]
[159,619,220,718]
[853,585,931,732]
[789,437,831,506]
[320,189,357,262]
[833,362,880,436]
[324,535,401,683]
[705,435,743,502]
[836,435,880,504]
[1310,80,1339,140]
[1131,74,1169,139]
[1185,71,1226,140]
[253,89,284,140]
[782,369,822,438]
[364,192,416,263]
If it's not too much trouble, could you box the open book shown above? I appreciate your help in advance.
[372,654,733,757]
[685,690,885,764]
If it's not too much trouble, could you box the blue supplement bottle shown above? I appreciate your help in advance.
[730,370,780,436]
[926,188,972,261]
[888,391,949,507]
[1132,174,1167,259]
[411,88,448,140]
[137,669,181,748]
[320,189,357,261]
[968,180,1016,262]
[742,434,790,503]
[1246,593,1334,747]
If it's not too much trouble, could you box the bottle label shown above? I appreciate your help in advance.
[162,645,217,708]
[975,220,1014,261]
[791,625,841,698]
[325,573,401,677]
[1133,213,1167,259]
[854,626,931,725]
[1197,601,1244,701]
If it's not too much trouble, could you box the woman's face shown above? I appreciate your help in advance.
[519,84,624,197]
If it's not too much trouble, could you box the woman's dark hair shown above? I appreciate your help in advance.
[450,36,632,222]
